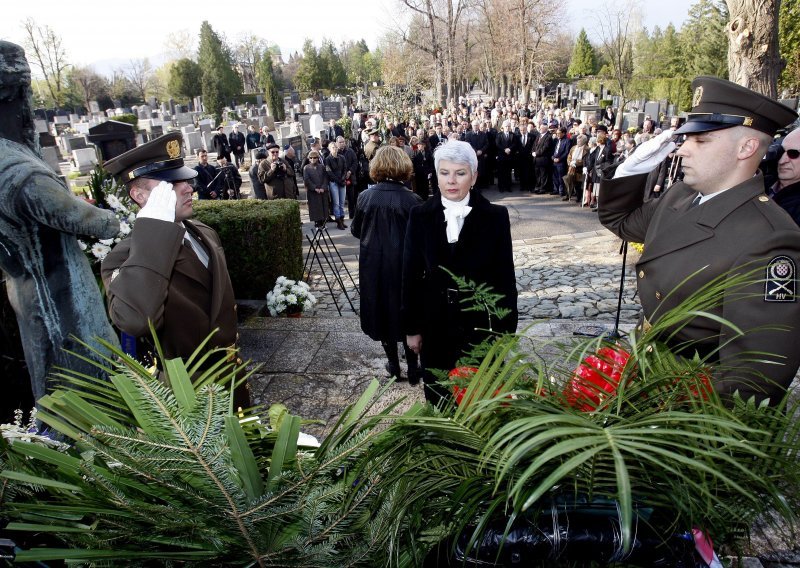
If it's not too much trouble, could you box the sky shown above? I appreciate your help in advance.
[1,0,696,77]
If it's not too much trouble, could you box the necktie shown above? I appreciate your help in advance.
[689,194,702,209]
[184,235,210,268]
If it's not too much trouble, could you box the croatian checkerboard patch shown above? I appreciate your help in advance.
[765,256,796,302]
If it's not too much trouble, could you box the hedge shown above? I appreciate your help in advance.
[193,199,302,300]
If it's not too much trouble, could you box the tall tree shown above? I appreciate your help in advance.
[197,21,242,121]
[778,0,800,95]
[66,67,108,113]
[125,58,154,103]
[256,50,285,120]
[319,40,346,89]
[725,0,780,95]
[168,58,203,102]
[294,39,324,92]
[234,33,269,93]
[21,18,70,107]
[597,2,638,127]
[681,0,728,79]
[567,28,598,78]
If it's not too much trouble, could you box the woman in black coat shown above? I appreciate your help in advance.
[351,146,423,381]
[402,140,518,405]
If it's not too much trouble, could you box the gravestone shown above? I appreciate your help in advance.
[284,135,303,161]
[74,122,91,135]
[69,113,80,125]
[33,108,47,120]
[174,112,194,126]
[86,120,136,161]
[779,98,799,112]
[184,131,203,154]
[71,147,98,174]
[622,112,645,131]
[291,91,300,105]
[150,124,164,138]
[34,119,48,134]
[181,125,196,134]
[643,101,661,120]
[320,101,342,121]
[38,131,56,148]
[89,100,100,114]
[106,109,117,118]
[53,115,69,125]
[299,114,312,136]
[308,114,324,137]
[63,135,88,153]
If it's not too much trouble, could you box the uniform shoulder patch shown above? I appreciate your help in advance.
[765,255,796,302]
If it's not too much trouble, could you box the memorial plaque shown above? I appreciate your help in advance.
[320,101,343,121]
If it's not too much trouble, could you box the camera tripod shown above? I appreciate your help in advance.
[303,221,359,316]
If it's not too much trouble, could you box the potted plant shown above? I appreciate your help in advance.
[265,276,316,317]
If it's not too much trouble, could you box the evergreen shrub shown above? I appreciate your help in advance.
[193,199,302,299]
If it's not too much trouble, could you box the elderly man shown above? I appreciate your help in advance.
[258,143,296,199]
[768,128,800,226]
[599,76,800,405]
[101,132,248,408]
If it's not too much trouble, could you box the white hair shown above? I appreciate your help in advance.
[433,140,478,175]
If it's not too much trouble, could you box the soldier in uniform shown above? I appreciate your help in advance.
[599,76,800,405]
[101,132,249,408]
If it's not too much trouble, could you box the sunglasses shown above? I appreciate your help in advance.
[782,148,800,160]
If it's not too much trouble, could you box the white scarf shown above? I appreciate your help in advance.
[441,193,471,243]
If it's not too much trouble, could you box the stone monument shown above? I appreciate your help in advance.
[0,41,121,401]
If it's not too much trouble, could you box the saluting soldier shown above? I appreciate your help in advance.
[101,132,249,408]
[599,76,800,405]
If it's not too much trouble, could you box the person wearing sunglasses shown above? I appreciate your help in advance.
[599,76,800,407]
[769,128,800,227]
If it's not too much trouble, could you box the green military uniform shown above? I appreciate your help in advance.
[600,76,800,404]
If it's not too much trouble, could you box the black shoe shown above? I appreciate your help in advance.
[561,196,569,201]
[550,191,559,195]
[407,366,421,386]
[385,362,403,380]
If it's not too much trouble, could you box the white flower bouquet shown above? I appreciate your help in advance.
[77,166,136,264]
[266,276,316,316]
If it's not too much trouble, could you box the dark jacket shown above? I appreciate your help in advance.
[245,132,261,150]
[212,132,230,158]
[249,162,268,199]
[351,181,422,341]
[194,163,219,199]
[228,131,245,155]
[402,191,518,400]
[772,180,800,227]
[495,131,520,161]
[325,153,347,186]
[599,173,800,404]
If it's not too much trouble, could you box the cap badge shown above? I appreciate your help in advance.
[166,139,181,159]
[692,86,704,108]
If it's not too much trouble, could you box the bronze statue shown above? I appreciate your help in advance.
[0,41,120,401]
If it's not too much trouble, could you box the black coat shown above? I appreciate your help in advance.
[772,180,800,227]
[351,182,423,341]
[402,191,518,397]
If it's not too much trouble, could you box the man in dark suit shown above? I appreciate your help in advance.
[551,127,570,197]
[102,132,248,408]
[532,122,556,194]
[495,120,519,192]
[599,76,800,405]
[228,124,246,169]
[465,119,489,188]
[193,149,219,199]
[326,119,344,142]
[769,127,800,226]
[517,122,538,192]
[211,126,230,162]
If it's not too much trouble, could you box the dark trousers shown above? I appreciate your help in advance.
[346,182,358,218]
[533,157,552,193]
[497,159,513,191]
[552,162,567,195]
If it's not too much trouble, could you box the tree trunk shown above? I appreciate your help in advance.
[725,0,782,97]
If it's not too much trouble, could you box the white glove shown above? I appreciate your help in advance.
[614,129,676,178]
[582,167,588,175]
[137,181,176,223]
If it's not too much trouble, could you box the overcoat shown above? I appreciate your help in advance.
[101,218,237,361]
[351,181,422,341]
[772,180,800,227]
[303,163,330,222]
[599,173,800,403]
[402,191,518,402]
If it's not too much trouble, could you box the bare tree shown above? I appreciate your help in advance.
[725,0,782,96]
[125,58,154,103]
[163,29,196,61]
[21,18,70,107]
[596,2,641,128]
[398,0,470,104]
[234,33,269,93]
[69,67,107,113]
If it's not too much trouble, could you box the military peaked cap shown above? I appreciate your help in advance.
[104,132,197,184]
[676,76,798,136]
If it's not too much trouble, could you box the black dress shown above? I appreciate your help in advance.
[402,191,518,404]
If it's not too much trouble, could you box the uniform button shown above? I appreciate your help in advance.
[638,270,645,278]
[655,291,662,300]
[758,195,769,202]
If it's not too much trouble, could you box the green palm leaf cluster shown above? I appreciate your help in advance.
[0,339,405,567]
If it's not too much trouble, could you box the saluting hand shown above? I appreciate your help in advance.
[137,181,176,223]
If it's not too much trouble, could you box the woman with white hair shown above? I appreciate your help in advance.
[402,140,518,405]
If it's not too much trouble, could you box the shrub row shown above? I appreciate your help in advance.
[193,199,302,300]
